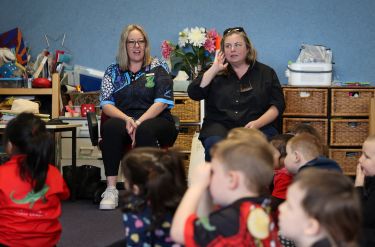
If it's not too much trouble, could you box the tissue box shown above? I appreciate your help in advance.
[173,80,190,92]
[287,63,332,86]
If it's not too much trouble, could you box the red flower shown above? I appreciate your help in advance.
[161,40,174,59]
[204,29,219,53]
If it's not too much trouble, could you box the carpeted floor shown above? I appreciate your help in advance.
[59,196,124,247]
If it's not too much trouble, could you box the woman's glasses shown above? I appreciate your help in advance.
[223,27,245,36]
[127,39,146,48]
[240,79,253,93]
[224,42,244,50]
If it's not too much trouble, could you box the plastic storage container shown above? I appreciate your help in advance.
[0,77,25,88]
[73,65,104,92]
[286,63,332,86]
[79,74,101,92]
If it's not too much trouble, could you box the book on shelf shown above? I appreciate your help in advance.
[0,111,50,123]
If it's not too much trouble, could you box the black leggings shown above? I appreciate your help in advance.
[101,117,178,176]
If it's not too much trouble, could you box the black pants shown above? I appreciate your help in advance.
[200,123,279,161]
[101,117,178,176]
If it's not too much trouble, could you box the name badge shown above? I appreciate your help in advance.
[145,73,155,88]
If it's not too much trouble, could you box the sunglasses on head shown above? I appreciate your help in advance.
[223,27,245,36]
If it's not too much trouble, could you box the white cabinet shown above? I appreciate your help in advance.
[59,117,123,181]
[59,117,104,180]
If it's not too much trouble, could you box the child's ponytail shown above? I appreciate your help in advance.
[24,129,52,192]
[4,113,52,192]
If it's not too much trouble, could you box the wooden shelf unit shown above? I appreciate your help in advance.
[282,85,375,175]
[0,73,60,118]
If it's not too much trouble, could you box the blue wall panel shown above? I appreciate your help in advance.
[1,0,374,84]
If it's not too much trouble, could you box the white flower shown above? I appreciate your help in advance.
[178,28,189,47]
[188,27,207,47]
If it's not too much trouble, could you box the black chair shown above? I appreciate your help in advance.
[87,111,99,147]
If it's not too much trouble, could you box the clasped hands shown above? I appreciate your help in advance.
[125,117,139,146]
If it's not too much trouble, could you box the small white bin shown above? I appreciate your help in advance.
[287,63,332,86]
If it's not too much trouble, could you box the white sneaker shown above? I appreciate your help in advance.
[99,188,119,210]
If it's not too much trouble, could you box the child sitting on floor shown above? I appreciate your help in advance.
[269,134,294,215]
[291,123,327,156]
[227,127,280,168]
[354,134,375,247]
[227,127,268,141]
[279,168,362,247]
[284,133,342,175]
[121,147,187,246]
[0,113,70,246]
[171,139,281,246]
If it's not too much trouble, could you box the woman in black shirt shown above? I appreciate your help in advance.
[188,27,285,161]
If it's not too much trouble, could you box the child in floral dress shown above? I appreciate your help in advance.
[121,147,187,246]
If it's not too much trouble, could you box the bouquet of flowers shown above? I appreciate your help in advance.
[161,27,220,79]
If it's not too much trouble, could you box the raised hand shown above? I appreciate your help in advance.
[354,163,365,187]
[212,51,228,73]
[200,51,228,88]
[190,162,212,189]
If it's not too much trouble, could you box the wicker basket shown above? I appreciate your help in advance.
[171,96,200,122]
[174,125,200,151]
[70,92,100,106]
[331,88,375,116]
[283,88,328,117]
[283,118,328,144]
[329,149,361,175]
[330,119,369,146]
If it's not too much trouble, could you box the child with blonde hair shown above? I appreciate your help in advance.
[279,168,362,247]
[227,127,280,168]
[355,134,375,247]
[227,127,268,142]
[291,123,327,156]
[284,133,341,175]
[171,139,281,246]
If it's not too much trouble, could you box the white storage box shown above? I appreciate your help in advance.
[287,63,332,86]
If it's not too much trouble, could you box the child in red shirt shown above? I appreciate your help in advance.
[270,134,294,214]
[0,113,69,247]
[171,139,281,247]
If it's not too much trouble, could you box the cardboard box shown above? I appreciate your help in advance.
[287,63,332,86]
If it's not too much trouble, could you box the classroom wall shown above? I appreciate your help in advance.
[1,0,374,84]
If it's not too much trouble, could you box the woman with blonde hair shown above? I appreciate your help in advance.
[99,24,178,210]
